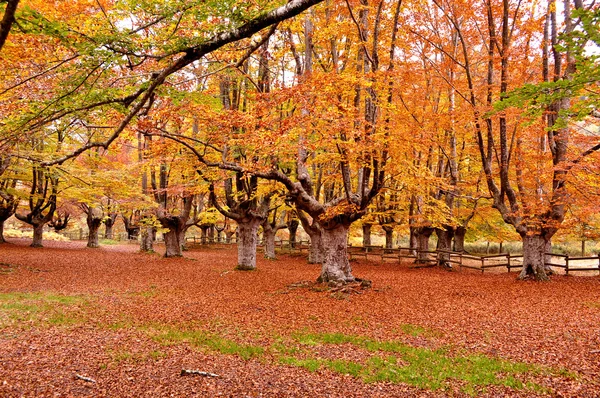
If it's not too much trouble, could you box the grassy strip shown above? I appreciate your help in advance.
[0,291,88,328]
[0,292,572,395]
[287,331,549,394]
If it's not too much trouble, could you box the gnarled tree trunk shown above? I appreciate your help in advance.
[414,227,434,263]
[435,227,455,268]
[518,234,550,281]
[453,226,466,252]
[140,227,154,252]
[163,228,182,257]
[161,216,186,258]
[31,224,44,248]
[262,223,277,260]
[318,224,354,283]
[86,207,103,248]
[237,218,260,270]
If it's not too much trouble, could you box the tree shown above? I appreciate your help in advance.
[0,0,20,52]
[0,0,326,171]
[14,166,57,247]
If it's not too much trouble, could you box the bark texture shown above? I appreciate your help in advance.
[31,224,44,248]
[518,235,550,281]
[237,219,260,270]
[318,224,354,283]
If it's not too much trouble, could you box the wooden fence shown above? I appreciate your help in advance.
[349,245,600,275]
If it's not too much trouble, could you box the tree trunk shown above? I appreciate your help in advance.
[200,226,209,244]
[544,239,554,275]
[164,228,183,257]
[306,228,323,264]
[140,227,154,252]
[104,221,114,240]
[518,234,550,281]
[288,219,299,248]
[318,224,354,283]
[208,225,215,243]
[362,223,372,247]
[409,227,418,256]
[126,227,139,240]
[236,219,260,270]
[179,229,188,252]
[435,227,454,268]
[382,225,394,250]
[87,221,101,248]
[453,226,466,252]
[31,223,44,248]
[0,220,5,243]
[86,208,103,248]
[263,227,276,259]
[225,230,235,244]
[414,227,434,263]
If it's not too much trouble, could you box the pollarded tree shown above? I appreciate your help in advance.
[261,198,288,259]
[80,203,103,248]
[153,0,405,283]
[14,165,57,247]
[208,175,279,270]
[430,0,599,280]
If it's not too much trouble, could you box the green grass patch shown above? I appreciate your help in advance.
[288,331,551,394]
[0,291,88,328]
[150,326,264,360]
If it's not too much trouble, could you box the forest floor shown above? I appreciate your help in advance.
[0,238,599,397]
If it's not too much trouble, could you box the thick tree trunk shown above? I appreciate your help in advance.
[544,239,554,275]
[414,227,434,263]
[179,229,188,252]
[104,220,114,240]
[237,219,260,270]
[86,208,103,248]
[140,227,154,252]
[87,221,101,248]
[200,226,209,244]
[318,224,354,283]
[362,223,372,247]
[453,226,466,252]
[262,226,277,259]
[306,229,323,264]
[164,228,183,257]
[31,223,44,247]
[518,235,550,281]
[435,227,455,268]
[382,225,394,250]
[288,219,299,248]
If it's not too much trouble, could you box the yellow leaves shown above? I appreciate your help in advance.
[318,201,359,224]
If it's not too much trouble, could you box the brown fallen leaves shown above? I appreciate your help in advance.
[0,238,599,397]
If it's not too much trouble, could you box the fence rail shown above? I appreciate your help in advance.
[54,232,600,275]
